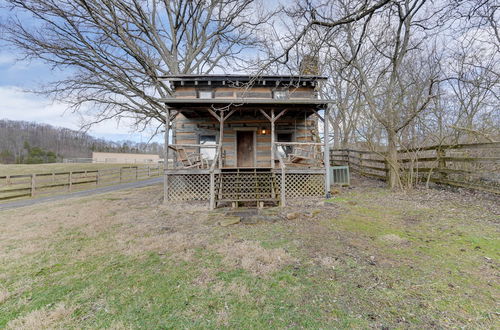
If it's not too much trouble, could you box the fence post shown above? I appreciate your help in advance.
[148,166,151,177]
[437,148,447,180]
[31,174,36,197]
[96,170,100,186]
[68,171,72,192]
[136,167,138,180]
[6,175,10,185]
[119,168,122,183]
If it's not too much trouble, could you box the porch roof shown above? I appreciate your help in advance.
[162,98,331,118]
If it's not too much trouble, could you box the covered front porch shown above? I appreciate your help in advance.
[162,100,331,208]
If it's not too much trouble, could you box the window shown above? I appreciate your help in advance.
[199,135,216,160]
[277,133,293,157]
[273,90,289,100]
[198,90,213,99]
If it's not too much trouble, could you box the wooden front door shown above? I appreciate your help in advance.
[237,131,255,167]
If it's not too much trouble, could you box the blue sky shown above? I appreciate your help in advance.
[0,8,162,143]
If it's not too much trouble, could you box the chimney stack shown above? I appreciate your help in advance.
[299,55,319,75]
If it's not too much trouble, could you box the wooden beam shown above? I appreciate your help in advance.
[274,108,288,121]
[274,142,323,146]
[169,144,217,149]
[223,108,237,121]
[280,165,286,206]
[323,106,330,197]
[169,110,179,122]
[164,107,170,203]
[312,109,324,122]
[207,108,221,122]
[258,109,272,122]
[218,111,224,168]
[209,172,215,210]
[271,109,275,168]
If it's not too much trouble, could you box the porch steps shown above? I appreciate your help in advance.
[214,168,279,207]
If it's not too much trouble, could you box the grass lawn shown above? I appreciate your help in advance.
[0,163,152,176]
[0,180,498,328]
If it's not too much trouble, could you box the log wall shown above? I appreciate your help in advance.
[174,112,316,167]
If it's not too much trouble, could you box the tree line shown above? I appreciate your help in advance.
[0,120,164,164]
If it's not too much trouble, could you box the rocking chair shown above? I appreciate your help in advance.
[169,146,209,169]
[287,146,316,164]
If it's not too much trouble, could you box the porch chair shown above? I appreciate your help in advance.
[169,146,209,169]
[287,146,317,164]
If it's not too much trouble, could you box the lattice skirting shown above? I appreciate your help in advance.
[276,173,325,198]
[166,172,325,202]
[168,174,210,201]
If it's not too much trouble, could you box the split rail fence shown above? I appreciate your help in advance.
[0,165,163,202]
[331,142,500,194]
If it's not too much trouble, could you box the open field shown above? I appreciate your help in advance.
[0,179,498,328]
[0,163,143,176]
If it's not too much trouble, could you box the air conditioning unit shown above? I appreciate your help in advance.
[330,166,350,186]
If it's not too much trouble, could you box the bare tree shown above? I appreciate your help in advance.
[1,0,268,131]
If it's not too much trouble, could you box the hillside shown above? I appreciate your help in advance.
[0,119,163,164]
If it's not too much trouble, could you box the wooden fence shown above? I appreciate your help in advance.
[331,142,500,194]
[0,165,163,202]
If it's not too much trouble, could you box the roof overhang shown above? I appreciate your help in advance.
[162,98,331,118]
[161,74,328,89]
[161,74,328,82]
[162,98,330,106]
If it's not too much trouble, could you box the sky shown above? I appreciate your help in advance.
[0,0,288,145]
[0,9,162,144]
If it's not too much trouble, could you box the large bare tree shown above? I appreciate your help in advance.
[1,0,267,131]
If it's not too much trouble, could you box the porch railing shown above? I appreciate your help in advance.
[274,142,324,167]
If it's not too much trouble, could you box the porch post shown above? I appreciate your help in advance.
[270,109,275,168]
[280,165,286,207]
[163,107,170,203]
[219,112,224,168]
[323,106,331,198]
[209,171,215,209]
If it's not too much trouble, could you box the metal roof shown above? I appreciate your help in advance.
[161,74,328,82]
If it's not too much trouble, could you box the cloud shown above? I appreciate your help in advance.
[0,53,16,66]
[0,86,162,142]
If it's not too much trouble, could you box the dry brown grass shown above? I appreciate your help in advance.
[377,233,409,246]
[216,240,296,276]
[213,280,250,298]
[0,186,214,264]
[1,176,498,328]
[6,303,75,330]
[0,287,10,304]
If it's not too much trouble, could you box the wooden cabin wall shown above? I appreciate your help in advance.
[174,86,315,99]
[173,112,316,168]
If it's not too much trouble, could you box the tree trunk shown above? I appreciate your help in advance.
[386,129,400,189]
[333,120,341,148]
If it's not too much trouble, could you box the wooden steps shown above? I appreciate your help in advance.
[215,168,279,207]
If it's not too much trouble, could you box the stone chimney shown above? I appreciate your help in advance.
[299,55,319,75]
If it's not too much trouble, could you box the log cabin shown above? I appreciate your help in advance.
[161,74,331,209]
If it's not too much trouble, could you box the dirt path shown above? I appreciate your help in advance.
[0,177,163,211]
